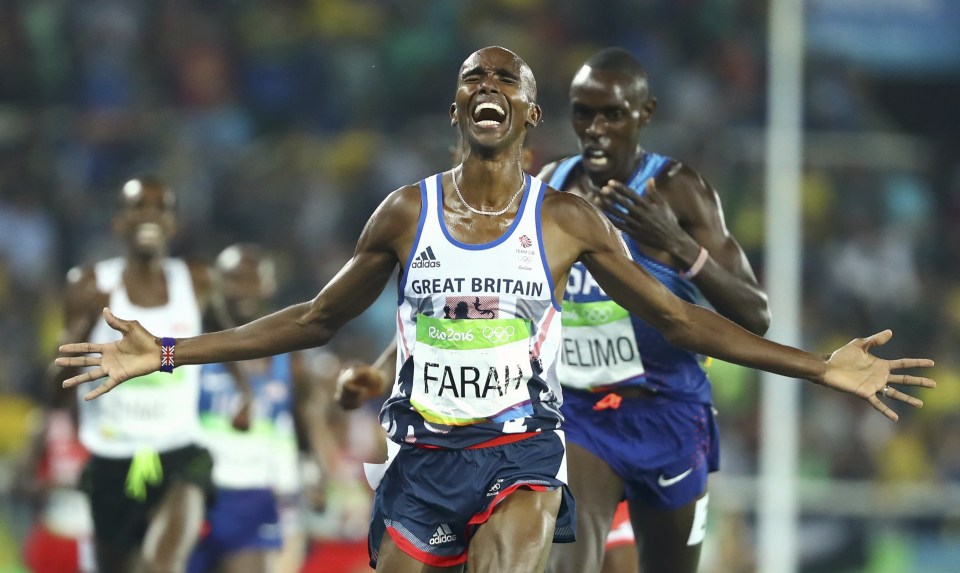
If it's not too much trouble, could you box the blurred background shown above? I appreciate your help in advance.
[0,0,958,572]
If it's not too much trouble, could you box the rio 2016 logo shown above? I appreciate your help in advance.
[427,326,474,342]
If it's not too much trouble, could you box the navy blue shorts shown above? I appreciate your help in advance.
[368,431,575,568]
[562,389,719,510]
[187,488,281,573]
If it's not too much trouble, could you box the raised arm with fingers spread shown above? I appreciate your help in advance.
[59,174,935,419]
[58,184,421,400]
[539,189,934,421]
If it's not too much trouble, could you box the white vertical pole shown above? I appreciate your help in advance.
[759,0,804,572]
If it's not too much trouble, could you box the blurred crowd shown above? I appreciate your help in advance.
[0,1,957,572]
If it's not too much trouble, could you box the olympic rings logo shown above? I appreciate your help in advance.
[582,307,613,323]
[482,325,515,343]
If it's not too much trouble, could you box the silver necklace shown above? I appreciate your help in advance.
[451,166,526,217]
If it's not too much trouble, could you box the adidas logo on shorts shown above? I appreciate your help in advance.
[429,523,457,545]
[411,246,441,268]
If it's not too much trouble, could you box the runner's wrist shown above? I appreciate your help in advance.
[674,238,703,265]
[679,245,709,279]
[159,337,176,373]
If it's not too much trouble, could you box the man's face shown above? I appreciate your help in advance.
[219,252,275,325]
[451,47,540,153]
[569,67,652,182]
[113,180,177,257]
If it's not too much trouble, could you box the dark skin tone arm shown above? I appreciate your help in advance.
[290,351,328,459]
[543,192,805,374]
[607,164,769,333]
[47,268,107,407]
[540,160,770,335]
[541,191,932,420]
[186,259,217,315]
[58,180,934,422]
[51,259,217,405]
[199,265,261,431]
[58,185,416,384]
[184,187,411,362]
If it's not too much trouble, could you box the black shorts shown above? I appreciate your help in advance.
[80,444,214,551]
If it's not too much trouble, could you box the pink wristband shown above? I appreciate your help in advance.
[680,246,709,279]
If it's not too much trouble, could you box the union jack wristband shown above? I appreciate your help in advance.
[159,337,176,373]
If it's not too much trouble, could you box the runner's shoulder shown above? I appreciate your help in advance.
[535,155,579,187]
[656,159,712,198]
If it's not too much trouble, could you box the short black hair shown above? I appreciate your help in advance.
[583,47,647,81]
[117,174,176,210]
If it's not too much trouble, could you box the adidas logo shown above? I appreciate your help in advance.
[429,523,457,545]
[411,246,441,268]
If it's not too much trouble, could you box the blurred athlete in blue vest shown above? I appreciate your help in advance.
[188,244,317,573]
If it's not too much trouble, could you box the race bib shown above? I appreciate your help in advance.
[411,314,533,426]
[96,369,191,437]
[560,300,646,390]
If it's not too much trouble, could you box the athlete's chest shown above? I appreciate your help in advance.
[121,271,171,307]
[405,225,549,308]
[440,207,520,244]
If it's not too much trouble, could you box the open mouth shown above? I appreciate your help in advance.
[472,102,506,128]
[583,148,610,168]
[135,222,164,246]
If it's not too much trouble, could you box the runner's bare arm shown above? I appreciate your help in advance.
[46,267,108,405]
[598,166,770,334]
[543,192,935,421]
[57,185,423,399]
[655,166,769,332]
[291,351,333,465]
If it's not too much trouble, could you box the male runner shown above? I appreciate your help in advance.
[188,244,315,573]
[58,47,934,573]
[540,47,769,573]
[53,176,217,573]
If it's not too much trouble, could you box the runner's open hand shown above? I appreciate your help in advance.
[819,330,935,421]
[56,308,161,401]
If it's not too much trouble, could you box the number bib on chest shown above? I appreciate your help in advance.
[412,314,533,426]
[560,300,646,390]
[97,369,190,433]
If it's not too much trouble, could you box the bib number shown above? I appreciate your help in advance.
[411,315,533,426]
[560,300,645,390]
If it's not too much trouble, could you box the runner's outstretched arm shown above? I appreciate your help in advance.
[544,190,935,422]
[57,185,421,401]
